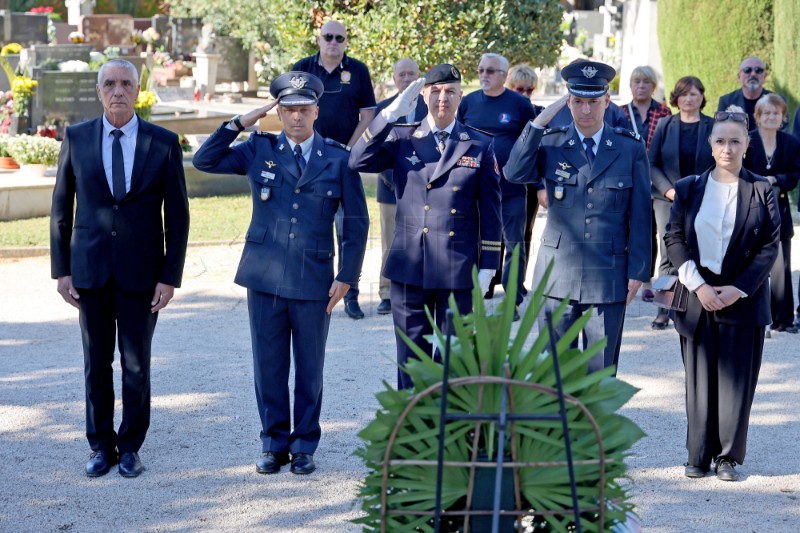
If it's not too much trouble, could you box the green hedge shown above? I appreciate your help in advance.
[773,0,800,123]
[657,0,773,113]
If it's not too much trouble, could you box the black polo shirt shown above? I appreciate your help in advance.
[292,53,376,145]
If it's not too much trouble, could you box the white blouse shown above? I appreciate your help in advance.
[678,176,743,294]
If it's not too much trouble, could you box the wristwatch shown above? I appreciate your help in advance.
[231,115,245,132]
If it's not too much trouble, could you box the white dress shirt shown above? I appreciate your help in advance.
[678,176,743,294]
[575,125,604,156]
[101,114,138,196]
[427,115,456,137]
[284,133,315,164]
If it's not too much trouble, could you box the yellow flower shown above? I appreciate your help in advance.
[134,90,157,110]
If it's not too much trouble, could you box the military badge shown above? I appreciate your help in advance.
[290,76,307,89]
[413,130,426,139]
[558,161,571,170]
[605,139,612,147]
[456,156,480,169]
[260,186,271,201]
[581,65,598,78]
[406,153,421,165]
[459,132,470,141]
[261,171,276,181]
[317,149,323,157]
[568,139,576,146]
[341,70,351,83]
[278,144,285,151]
[265,161,277,168]
[554,186,565,200]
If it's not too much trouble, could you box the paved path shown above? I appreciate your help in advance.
[1,223,799,532]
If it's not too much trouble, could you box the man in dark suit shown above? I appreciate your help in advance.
[505,60,652,376]
[717,56,785,130]
[350,64,503,390]
[50,59,190,478]
[374,57,428,315]
[193,72,369,475]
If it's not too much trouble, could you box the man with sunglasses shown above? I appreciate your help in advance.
[457,53,537,317]
[293,20,377,320]
[718,56,785,131]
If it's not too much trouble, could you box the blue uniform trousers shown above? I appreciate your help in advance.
[500,195,528,305]
[391,282,472,390]
[335,205,360,303]
[248,289,330,454]
[542,298,626,376]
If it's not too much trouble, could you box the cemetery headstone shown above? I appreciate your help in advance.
[30,70,102,136]
[214,36,249,83]
[0,11,49,46]
[170,16,202,58]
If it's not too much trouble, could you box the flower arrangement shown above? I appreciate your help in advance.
[152,51,174,68]
[0,134,13,157]
[59,60,90,73]
[1,43,22,56]
[0,90,13,125]
[6,135,61,166]
[142,27,160,44]
[11,76,38,116]
[135,90,157,121]
[68,31,85,44]
[177,134,192,153]
[30,6,54,14]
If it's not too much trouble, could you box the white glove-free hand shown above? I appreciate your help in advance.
[381,78,425,122]
[478,269,495,295]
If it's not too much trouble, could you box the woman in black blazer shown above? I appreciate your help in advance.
[664,110,780,482]
[744,93,800,333]
[648,76,715,329]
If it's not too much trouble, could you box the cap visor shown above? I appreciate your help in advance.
[279,95,317,106]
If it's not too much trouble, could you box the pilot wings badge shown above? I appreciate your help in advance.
[406,153,421,165]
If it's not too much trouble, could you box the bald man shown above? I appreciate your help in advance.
[293,20,377,319]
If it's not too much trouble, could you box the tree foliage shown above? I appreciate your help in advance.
[166,0,563,86]
[657,0,773,113]
[772,0,800,117]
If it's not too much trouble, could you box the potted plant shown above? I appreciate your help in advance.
[355,249,645,532]
[6,135,60,177]
[0,134,19,169]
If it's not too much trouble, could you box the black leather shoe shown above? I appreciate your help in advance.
[783,325,798,334]
[118,451,144,478]
[513,307,520,322]
[651,311,669,330]
[715,457,738,482]
[344,300,364,319]
[377,299,392,315]
[683,463,707,478]
[85,449,117,477]
[483,287,495,299]
[256,452,289,474]
[290,453,316,475]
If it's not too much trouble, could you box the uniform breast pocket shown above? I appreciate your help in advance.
[315,181,342,218]
[605,175,632,212]
[544,173,577,209]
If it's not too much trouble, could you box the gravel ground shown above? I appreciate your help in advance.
[1,219,798,532]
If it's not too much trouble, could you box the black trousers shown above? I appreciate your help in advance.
[770,237,794,328]
[78,282,158,454]
[391,282,471,390]
[680,311,763,468]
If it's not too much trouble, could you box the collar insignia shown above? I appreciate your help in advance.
[290,76,307,89]
[265,160,277,168]
[406,153,421,165]
[316,149,322,157]
[459,132,470,141]
[605,139,612,147]
[278,144,285,151]
[413,130,426,139]
[568,139,576,146]
[581,66,598,78]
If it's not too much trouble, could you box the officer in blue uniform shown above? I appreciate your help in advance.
[505,61,652,375]
[193,72,369,474]
[349,64,503,389]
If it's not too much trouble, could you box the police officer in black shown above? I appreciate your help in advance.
[193,72,369,475]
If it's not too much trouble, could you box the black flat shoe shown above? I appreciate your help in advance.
[684,463,707,478]
[290,453,316,475]
[715,457,738,482]
[85,449,118,477]
[344,300,365,319]
[376,299,391,315]
[118,451,144,478]
[256,452,289,474]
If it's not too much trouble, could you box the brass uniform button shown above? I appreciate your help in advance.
[423,227,429,234]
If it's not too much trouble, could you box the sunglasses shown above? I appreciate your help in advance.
[323,33,345,43]
[478,68,505,75]
[714,111,749,128]
[740,66,765,75]
[513,86,534,95]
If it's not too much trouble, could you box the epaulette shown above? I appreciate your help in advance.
[543,126,569,135]
[253,131,278,140]
[613,127,640,141]
[324,138,351,152]
[465,124,494,137]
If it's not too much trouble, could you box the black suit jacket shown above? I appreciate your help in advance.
[717,88,788,132]
[743,129,800,239]
[648,114,715,201]
[50,116,190,292]
[664,169,780,337]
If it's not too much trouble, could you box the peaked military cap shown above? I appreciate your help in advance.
[270,71,324,106]
[561,61,616,98]
[424,64,461,86]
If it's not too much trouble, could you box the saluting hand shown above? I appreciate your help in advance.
[532,94,569,128]
[327,280,351,314]
[239,99,280,129]
[382,78,425,122]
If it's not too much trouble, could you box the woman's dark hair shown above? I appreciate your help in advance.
[669,76,706,110]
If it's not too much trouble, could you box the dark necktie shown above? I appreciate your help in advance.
[582,137,595,167]
[294,144,306,174]
[434,130,449,154]
[111,129,126,201]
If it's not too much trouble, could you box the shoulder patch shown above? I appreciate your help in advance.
[254,131,278,140]
[324,138,351,152]
[543,126,569,136]
[464,124,494,137]
[613,127,640,141]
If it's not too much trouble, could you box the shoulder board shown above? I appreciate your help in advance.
[324,138,351,152]
[464,124,494,137]
[253,131,278,140]
[613,127,640,141]
[543,126,568,135]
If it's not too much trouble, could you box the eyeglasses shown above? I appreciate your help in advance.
[513,86,534,95]
[322,33,346,43]
[714,111,749,128]
[741,66,765,75]
[478,68,505,75]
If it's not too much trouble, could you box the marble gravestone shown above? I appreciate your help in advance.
[0,11,48,46]
[79,14,134,52]
[169,16,202,58]
[30,71,102,136]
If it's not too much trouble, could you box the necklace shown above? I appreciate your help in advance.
[765,151,774,170]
